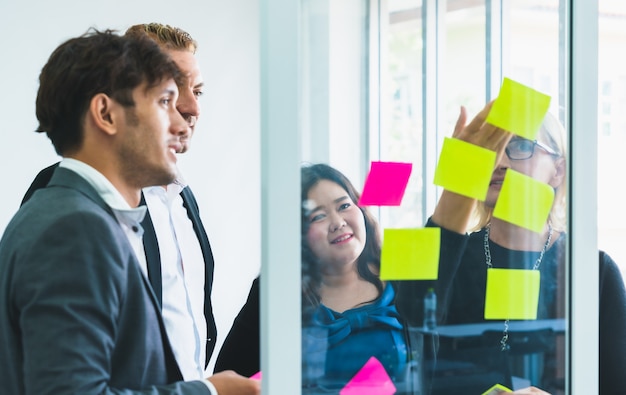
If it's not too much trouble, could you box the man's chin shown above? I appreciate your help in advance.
[178,143,190,154]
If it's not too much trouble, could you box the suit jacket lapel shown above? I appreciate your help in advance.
[180,186,218,364]
[140,193,163,308]
[48,167,115,218]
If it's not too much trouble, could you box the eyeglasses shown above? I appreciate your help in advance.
[505,138,560,160]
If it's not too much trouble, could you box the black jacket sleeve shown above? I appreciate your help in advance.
[214,276,260,377]
[599,251,626,395]
[395,218,468,327]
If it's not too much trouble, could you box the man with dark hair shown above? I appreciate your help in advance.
[20,23,255,393]
[1,29,259,395]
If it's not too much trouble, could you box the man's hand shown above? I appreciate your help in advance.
[206,370,261,395]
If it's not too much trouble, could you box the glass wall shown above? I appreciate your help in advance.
[377,1,569,393]
[268,0,609,393]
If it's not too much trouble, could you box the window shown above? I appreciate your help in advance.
[277,0,607,393]
[598,1,626,274]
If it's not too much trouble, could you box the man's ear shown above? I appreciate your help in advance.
[88,93,119,136]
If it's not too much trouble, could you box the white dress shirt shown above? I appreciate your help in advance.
[143,181,208,381]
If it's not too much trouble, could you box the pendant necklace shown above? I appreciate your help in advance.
[483,222,553,351]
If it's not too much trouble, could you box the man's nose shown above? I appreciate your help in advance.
[172,110,191,137]
[177,89,200,125]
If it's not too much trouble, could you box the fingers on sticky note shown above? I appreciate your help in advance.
[380,228,440,280]
[492,170,554,233]
[359,161,412,206]
[340,357,396,395]
[486,77,551,140]
[484,268,540,320]
[434,137,496,200]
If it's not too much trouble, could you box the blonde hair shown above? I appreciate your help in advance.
[125,23,197,54]
[470,111,568,232]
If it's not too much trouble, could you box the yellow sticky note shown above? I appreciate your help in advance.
[434,137,496,201]
[380,228,440,280]
[484,268,540,320]
[481,383,513,395]
[492,170,554,233]
[486,77,551,140]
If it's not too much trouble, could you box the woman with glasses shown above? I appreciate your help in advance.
[411,104,626,395]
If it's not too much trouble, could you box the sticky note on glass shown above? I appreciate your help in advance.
[380,228,440,280]
[484,268,540,320]
[434,137,496,200]
[359,161,412,206]
[340,357,396,395]
[492,170,554,233]
[486,77,551,140]
[482,383,512,395]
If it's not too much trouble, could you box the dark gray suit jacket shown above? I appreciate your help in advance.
[22,162,218,366]
[0,168,210,394]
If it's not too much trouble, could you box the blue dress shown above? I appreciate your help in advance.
[302,283,410,391]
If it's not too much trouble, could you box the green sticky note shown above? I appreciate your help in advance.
[380,228,440,280]
[484,268,540,320]
[492,169,554,233]
[481,383,512,395]
[486,77,551,140]
[434,137,496,201]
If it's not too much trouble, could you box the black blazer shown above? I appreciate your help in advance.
[214,275,260,376]
[22,163,218,366]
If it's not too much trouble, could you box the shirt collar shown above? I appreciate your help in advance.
[142,167,187,204]
[59,158,147,222]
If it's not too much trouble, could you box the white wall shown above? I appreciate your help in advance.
[0,0,261,372]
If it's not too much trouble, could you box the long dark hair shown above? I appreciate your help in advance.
[301,163,383,309]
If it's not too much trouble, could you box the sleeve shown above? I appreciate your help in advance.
[214,276,261,377]
[394,217,468,327]
[598,251,626,394]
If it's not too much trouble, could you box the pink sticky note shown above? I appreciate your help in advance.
[359,161,412,206]
[340,357,396,395]
[250,371,261,380]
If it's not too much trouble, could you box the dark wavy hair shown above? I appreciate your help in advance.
[301,163,383,310]
[35,28,182,156]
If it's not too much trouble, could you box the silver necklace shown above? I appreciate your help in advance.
[483,223,553,351]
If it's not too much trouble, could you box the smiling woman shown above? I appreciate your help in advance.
[299,163,411,392]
